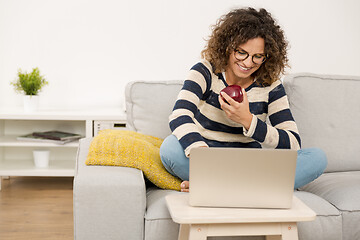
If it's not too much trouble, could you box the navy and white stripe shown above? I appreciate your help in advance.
[169,60,301,156]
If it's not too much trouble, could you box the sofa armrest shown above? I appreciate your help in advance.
[73,138,146,240]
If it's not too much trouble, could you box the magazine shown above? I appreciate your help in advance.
[32,130,82,141]
[17,132,81,145]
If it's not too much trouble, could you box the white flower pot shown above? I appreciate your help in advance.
[33,150,50,168]
[23,95,39,112]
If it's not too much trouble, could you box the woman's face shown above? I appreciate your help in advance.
[226,37,265,82]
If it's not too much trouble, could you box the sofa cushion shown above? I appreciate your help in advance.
[294,191,341,216]
[294,191,342,240]
[145,188,184,220]
[125,80,183,139]
[85,130,181,190]
[283,73,360,172]
[144,188,182,240]
[301,171,360,211]
[302,171,360,240]
[342,211,360,240]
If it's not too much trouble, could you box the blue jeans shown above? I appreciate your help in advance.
[160,135,328,189]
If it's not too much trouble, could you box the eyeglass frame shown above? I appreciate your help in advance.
[233,48,268,65]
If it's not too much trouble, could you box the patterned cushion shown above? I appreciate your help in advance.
[85,129,181,191]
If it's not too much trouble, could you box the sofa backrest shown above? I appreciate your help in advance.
[283,73,360,173]
[125,80,183,139]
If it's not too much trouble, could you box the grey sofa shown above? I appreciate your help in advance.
[73,73,360,240]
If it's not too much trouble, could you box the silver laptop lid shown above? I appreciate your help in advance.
[189,148,297,209]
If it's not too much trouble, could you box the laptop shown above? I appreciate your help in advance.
[189,148,297,209]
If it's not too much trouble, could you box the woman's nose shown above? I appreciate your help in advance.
[242,56,254,67]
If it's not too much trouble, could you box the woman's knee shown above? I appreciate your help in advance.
[297,147,328,176]
[316,148,328,171]
[160,135,172,166]
[161,135,180,156]
[295,148,328,189]
[160,135,186,165]
[305,147,328,172]
[160,135,189,180]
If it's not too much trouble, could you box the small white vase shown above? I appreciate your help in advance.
[23,95,39,112]
[33,150,50,168]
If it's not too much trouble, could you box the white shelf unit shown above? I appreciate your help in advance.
[0,109,126,189]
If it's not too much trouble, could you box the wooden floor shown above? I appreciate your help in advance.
[0,176,74,240]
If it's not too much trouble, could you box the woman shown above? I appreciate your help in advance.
[160,7,327,192]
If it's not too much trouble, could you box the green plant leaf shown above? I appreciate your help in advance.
[10,67,48,95]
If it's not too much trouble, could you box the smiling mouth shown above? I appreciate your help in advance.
[237,63,252,71]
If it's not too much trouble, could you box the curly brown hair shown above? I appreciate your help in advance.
[201,7,289,86]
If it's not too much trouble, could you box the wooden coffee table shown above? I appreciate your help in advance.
[166,194,316,240]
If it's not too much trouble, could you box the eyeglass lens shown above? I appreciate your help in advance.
[234,49,266,64]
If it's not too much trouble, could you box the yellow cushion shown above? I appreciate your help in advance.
[85,129,181,191]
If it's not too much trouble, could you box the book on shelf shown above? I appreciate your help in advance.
[17,131,82,145]
[32,130,82,141]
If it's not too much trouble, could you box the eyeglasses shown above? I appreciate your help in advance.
[234,48,268,65]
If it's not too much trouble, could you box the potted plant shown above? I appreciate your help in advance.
[11,67,48,112]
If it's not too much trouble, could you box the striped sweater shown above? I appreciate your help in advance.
[169,60,301,157]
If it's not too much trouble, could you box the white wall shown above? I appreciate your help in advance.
[1,0,359,110]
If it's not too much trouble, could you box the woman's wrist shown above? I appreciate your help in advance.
[242,113,253,130]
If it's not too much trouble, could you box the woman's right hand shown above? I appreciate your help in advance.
[219,88,253,130]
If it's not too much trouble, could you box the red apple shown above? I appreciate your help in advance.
[220,85,243,103]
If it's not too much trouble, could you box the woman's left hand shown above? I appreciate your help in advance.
[219,87,253,130]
